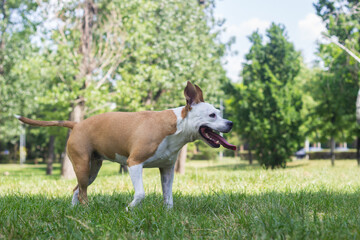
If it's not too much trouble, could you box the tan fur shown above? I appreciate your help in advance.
[19,116,76,129]
[67,110,177,167]
[19,109,177,205]
[65,109,177,204]
[16,82,203,205]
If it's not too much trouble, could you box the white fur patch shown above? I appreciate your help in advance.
[188,102,229,133]
[72,188,79,206]
[142,108,188,168]
[128,164,145,208]
[103,104,229,169]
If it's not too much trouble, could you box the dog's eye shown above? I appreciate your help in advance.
[209,113,216,118]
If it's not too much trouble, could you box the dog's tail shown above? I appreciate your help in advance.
[14,114,77,129]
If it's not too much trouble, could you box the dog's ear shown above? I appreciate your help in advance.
[182,81,204,118]
[184,81,204,105]
[184,81,198,106]
[194,84,204,102]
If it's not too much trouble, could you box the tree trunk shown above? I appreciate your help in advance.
[330,137,335,166]
[80,0,95,88]
[46,135,55,175]
[356,89,360,166]
[12,142,18,163]
[175,144,187,174]
[357,137,360,166]
[305,138,310,160]
[61,101,85,179]
[61,1,94,178]
[0,0,8,75]
[119,164,128,174]
[248,144,253,165]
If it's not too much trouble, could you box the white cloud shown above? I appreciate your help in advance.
[223,55,244,82]
[224,18,270,39]
[220,18,270,81]
[239,18,270,35]
[298,13,326,41]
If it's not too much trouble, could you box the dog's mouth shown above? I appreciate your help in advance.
[199,126,236,151]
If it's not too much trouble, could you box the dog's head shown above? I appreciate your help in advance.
[182,81,236,151]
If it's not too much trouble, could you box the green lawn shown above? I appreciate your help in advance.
[1,159,360,239]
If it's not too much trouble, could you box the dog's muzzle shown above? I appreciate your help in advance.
[199,125,236,150]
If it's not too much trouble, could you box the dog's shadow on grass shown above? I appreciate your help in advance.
[2,189,360,214]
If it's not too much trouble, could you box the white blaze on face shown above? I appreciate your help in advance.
[188,102,229,133]
[186,102,236,151]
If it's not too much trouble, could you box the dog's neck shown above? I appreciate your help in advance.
[171,106,199,144]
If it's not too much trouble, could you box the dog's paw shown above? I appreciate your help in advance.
[71,189,80,206]
[126,205,135,212]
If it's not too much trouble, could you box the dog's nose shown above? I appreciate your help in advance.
[227,121,233,128]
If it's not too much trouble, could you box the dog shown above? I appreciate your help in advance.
[15,81,236,209]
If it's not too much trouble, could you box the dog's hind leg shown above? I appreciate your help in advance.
[88,152,103,186]
[72,152,103,206]
[71,162,90,205]
[67,139,92,206]
[72,185,80,206]
[127,162,145,210]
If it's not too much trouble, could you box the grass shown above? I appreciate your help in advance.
[1,158,360,239]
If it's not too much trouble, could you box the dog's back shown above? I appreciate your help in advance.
[68,110,177,166]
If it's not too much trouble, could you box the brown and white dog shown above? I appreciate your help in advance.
[15,81,236,209]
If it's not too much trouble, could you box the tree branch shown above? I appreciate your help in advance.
[322,33,360,64]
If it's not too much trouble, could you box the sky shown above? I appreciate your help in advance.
[214,0,326,81]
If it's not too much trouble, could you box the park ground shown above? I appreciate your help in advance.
[1,158,360,239]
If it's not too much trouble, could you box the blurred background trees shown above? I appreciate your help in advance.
[0,0,229,176]
[312,0,360,166]
[227,24,303,169]
[1,0,360,172]
[225,0,360,168]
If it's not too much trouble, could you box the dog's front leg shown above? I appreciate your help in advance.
[159,165,175,209]
[127,163,145,209]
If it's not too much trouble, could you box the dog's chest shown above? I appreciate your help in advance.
[108,134,185,168]
[142,135,184,168]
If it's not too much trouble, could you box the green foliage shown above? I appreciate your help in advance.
[113,0,228,111]
[2,160,360,238]
[0,0,229,160]
[310,0,360,143]
[187,141,219,160]
[314,0,360,43]
[40,0,228,116]
[227,23,303,169]
[0,1,44,146]
[296,65,322,143]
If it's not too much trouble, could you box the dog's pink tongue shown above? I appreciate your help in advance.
[218,137,237,151]
[208,132,237,151]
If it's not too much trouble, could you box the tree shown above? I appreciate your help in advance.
[114,0,227,112]
[0,1,49,161]
[314,0,360,165]
[306,66,357,166]
[36,0,228,177]
[115,0,228,173]
[38,0,127,178]
[227,23,303,169]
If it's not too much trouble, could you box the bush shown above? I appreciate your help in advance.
[187,141,219,160]
[308,150,357,160]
